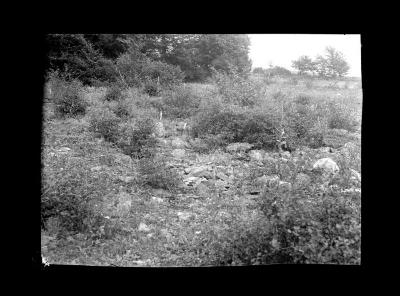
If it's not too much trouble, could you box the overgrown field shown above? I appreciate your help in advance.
[41,72,362,266]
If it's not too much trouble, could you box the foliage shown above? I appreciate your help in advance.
[104,85,124,101]
[192,103,279,150]
[315,47,350,78]
[292,55,317,76]
[52,76,88,118]
[117,118,157,159]
[212,68,264,107]
[256,185,361,264]
[327,102,358,132]
[41,156,110,234]
[143,79,161,96]
[161,84,201,118]
[88,107,121,142]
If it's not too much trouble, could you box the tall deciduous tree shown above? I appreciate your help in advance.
[292,55,316,75]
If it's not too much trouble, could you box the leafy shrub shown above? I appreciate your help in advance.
[137,156,180,191]
[111,99,131,119]
[162,84,201,119]
[143,80,161,96]
[327,102,358,132]
[41,157,111,234]
[117,118,157,159]
[212,69,264,107]
[88,107,121,142]
[104,85,123,101]
[52,78,88,118]
[116,53,185,88]
[256,185,361,264]
[192,104,279,150]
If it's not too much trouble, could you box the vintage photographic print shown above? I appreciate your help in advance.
[41,34,361,266]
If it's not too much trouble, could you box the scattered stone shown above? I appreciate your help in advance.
[151,196,164,203]
[57,147,71,153]
[189,166,214,179]
[256,175,280,188]
[171,149,186,158]
[216,171,230,181]
[153,121,165,137]
[138,222,151,232]
[171,137,189,149]
[116,192,132,216]
[118,176,135,183]
[226,142,253,153]
[278,181,292,192]
[249,150,265,162]
[90,166,103,172]
[177,211,192,221]
[319,147,334,153]
[349,168,361,182]
[281,151,291,159]
[183,176,206,187]
[263,154,276,163]
[313,158,340,174]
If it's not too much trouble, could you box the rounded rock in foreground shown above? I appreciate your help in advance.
[312,158,340,174]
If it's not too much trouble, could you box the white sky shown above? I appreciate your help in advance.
[248,34,361,77]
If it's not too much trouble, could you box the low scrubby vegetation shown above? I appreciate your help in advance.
[42,35,361,266]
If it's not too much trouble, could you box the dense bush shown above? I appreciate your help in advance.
[104,85,123,101]
[117,118,157,159]
[116,53,185,88]
[88,107,121,142]
[162,84,201,119]
[212,69,264,107]
[256,185,361,264]
[327,102,358,132]
[41,157,110,234]
[143,80,161,96]
[52,78,88,118]
[192,104,279,150]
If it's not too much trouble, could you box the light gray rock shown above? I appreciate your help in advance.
[281,151,291,159]
[313,158,340,174]
[349,168,361,182]
[90,166,103,172]
[189,166,213,179]
[118,176,135,183]
[256,175,280,188]
[177,211,192,221]
[151,196,164,203]
[171,149,186,158]
[183,176,206,187]
[57,147,71,153]
[249,150,265,162]
[216,171,230,181]
[226,142,253,153]
[171,137,189,149]
[153,121,165,137]
[138,222,151,232]
[278,181,292,192]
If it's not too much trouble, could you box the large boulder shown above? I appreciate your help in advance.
[312,158,340,174]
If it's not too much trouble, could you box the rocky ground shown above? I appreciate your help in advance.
[41,113,361,266]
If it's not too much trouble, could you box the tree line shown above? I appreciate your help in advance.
[45,34,253,85]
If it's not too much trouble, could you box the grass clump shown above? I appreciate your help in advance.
[137,156,180,191]
[41,157,111,234]
[256,185,360,264]
[327,102,358,132]
[161,84,201,119]
[117,118,158,159]
[104,85,124,102]
[88,107,121,142]
[52,78,88,118]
